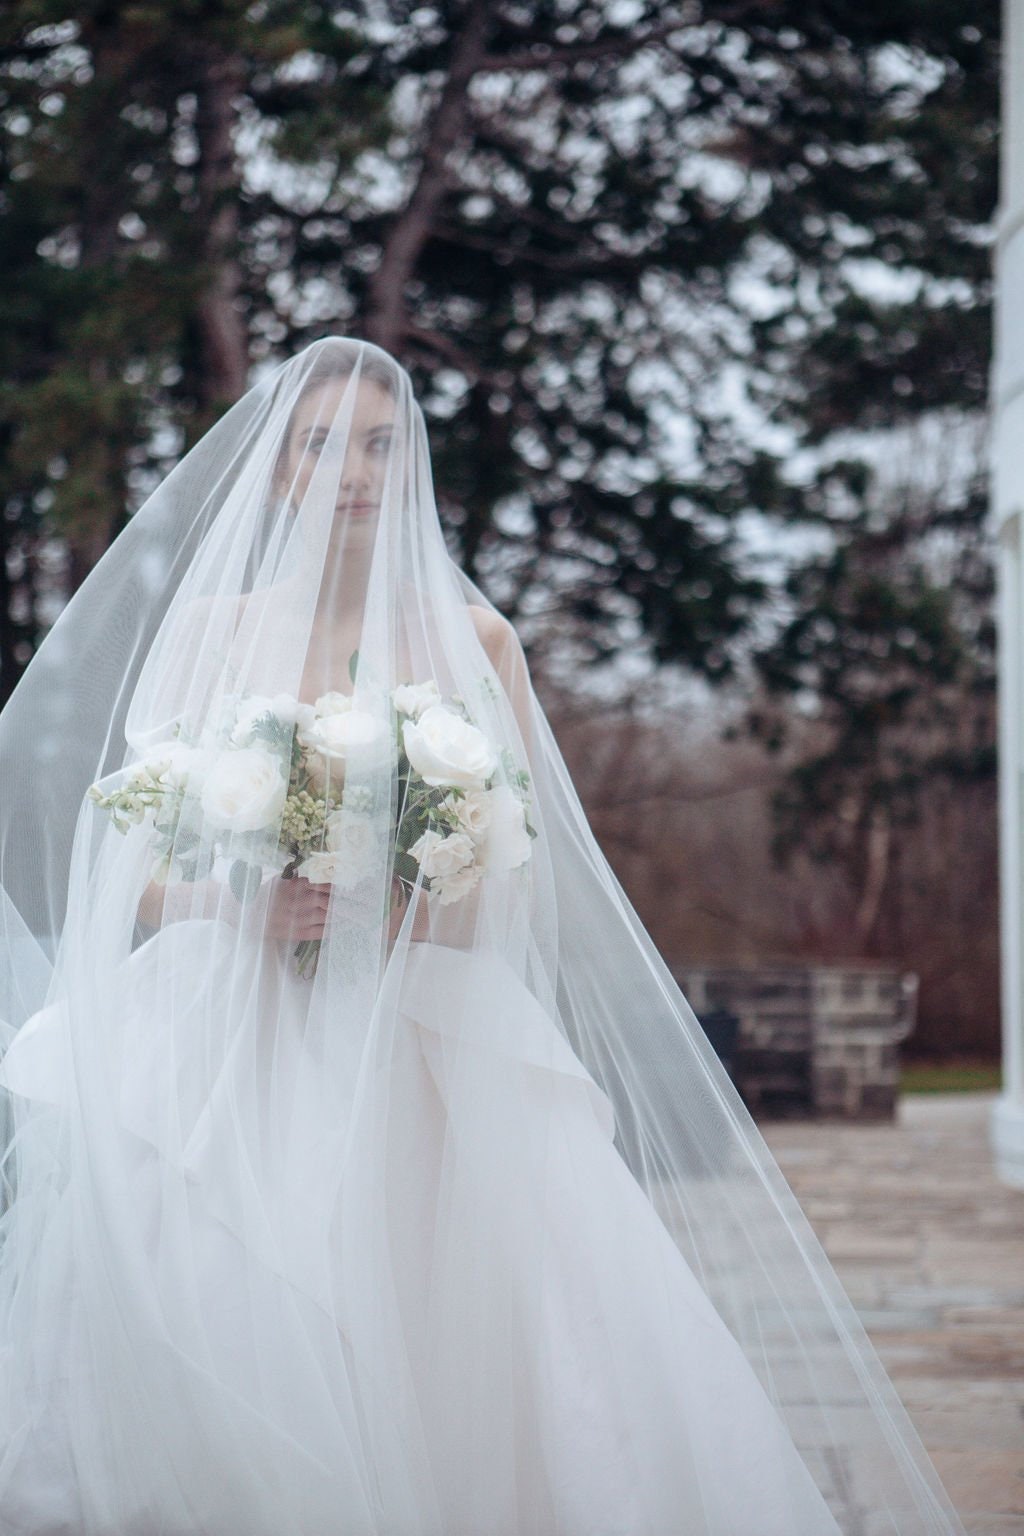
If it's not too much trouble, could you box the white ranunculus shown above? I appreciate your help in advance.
[475,785,532,874]
[391,679,442,719]
[431,861,484,906]
[200,746,287,833]
[408,828,476,879]
[444,788,492,840]
[402,706,498,790]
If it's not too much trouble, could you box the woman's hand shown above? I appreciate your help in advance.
[262,873,331,942]
[387,876,432,946]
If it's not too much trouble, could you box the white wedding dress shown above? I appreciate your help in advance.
[0,914,846,1536]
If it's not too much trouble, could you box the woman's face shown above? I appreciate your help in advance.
[283,374,395,532]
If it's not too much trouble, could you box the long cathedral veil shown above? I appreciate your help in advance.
[0,338,965,1534]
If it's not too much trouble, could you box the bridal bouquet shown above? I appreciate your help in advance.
[88,654,535,978]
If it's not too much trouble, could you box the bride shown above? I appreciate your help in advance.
[0,338,966,1534]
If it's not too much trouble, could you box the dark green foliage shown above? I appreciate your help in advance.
[0,1,1000,913]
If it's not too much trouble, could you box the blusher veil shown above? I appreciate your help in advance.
[0,338,965,1534]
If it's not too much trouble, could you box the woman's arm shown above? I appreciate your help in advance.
[137,872,329,942]
[469,604,536,769]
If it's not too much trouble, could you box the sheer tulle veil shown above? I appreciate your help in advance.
[0,338,965,1534]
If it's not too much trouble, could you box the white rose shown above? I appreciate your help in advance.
[408,828,476,879]
[391,679,442,719]
[296,850,344,885]
[475,785,532,874]
[402,706,498,790]
[431,862,484,907]
[303,707,391,768]
[444,788,492,840]
[200,746,287,832]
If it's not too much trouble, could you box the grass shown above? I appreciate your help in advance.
[900,1059,1003,1094]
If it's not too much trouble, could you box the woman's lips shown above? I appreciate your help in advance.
[337,501,378,516]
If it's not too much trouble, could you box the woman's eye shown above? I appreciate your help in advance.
[368,435,392,458]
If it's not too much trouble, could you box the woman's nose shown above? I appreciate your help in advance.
[340,450,370,493]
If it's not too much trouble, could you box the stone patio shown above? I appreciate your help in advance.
[760,1091,1024,1536]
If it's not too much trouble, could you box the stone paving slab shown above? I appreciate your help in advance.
[761,1092,1024,1536]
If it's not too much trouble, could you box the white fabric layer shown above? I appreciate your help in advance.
[0,932,840,1536]
[0,338,967,1534]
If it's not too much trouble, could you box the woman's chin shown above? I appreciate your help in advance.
[338,523,379,548]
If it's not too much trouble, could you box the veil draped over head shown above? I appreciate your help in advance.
[0,339,965,1535]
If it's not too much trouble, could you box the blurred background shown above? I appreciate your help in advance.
[0,2,1000,1084]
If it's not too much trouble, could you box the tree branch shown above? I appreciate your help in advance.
[474,22,682,75]
[363,0,493,354]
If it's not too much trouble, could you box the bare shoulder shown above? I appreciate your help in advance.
[468,603,517,661]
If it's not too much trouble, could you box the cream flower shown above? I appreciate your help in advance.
[475,785,532,874]
[408,828,476,879]
[402,706,498,790]
[298,811,377,890]
[296,850,344,884]
[130,740,208,792]
[200,746,287,833]
[431,861,484,906]
[444,788,492,840]
[391,679,442,719]
[301,705,390,768]
[313,690,353,717]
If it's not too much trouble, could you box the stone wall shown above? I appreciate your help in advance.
[675,962,918,1121]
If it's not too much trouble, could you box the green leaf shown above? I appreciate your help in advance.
[394,850,421,884]
[229,860,265,905]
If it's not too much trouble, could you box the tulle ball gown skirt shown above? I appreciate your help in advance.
[0,921,852,1534]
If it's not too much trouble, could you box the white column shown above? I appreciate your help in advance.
[992,0,1024,1188]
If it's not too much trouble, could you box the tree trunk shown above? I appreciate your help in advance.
[194,49,248,410]
[363,0,492,355]
[854,803,892,948]
[63,10,129,597]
